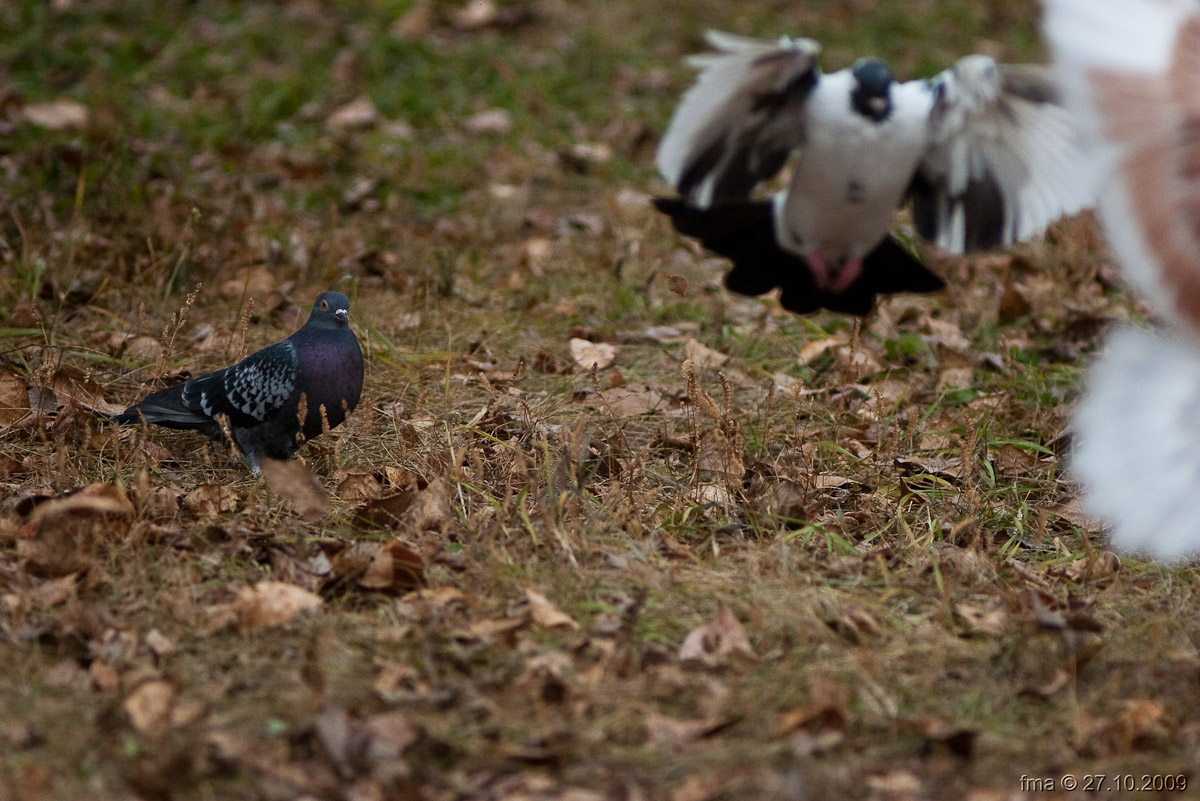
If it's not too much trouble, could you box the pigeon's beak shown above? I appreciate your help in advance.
[867,96,890,118]
[335,309,349,324]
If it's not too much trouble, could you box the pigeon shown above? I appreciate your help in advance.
[1044,0,1200,559]
[654,30,1096,315]
[114,291,364,472]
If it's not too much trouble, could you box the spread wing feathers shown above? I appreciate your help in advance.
[179,341,299,429]
[656,31,820,208]
[1044,0,1200,331]
[1072,326,1200,560]
[911,57,1095,254]
[653,197,944,316]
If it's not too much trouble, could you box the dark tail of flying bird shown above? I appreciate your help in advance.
[653,197,944,316]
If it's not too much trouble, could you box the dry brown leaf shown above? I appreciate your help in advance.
[326,95,378,130]
[260,458,329,519]
[523,236,554,275]
[667,774,736,801]
[467,616,527,641]
[1076,700,1170,757]
[144,629,175,657]
[463,108,513,135]
[1051,550,1121,584]
[218,266,278,310]
[570,338,617,370]
[645,713,733,749]
[866,770,922,798]
[390,0,432,37]
[454,0,497,28]
[923,317,972,354]
[329,539,424,593]
[336,471,383,501]
[817,601,881,645]
[678,606,755,668]
[956,601,1007,637]
[682,338,729,371]
[23,98,89,130]
[27,574,78,608]
[0,370,31,426]
[401,478,454,533]
[796,336,844,366]
[936,366,975,391]
[124,679,176,736]
[122,335,164,364]
[695,427,744,479]
[593,384,664,416]
[29,483,134,527]
[772,677,849,754]
[233,581,322,629]
[894,455,965,484]
[359,540,425,592]
[1048,497,1104,532]
[992,444,1042,476]
[525,587,579,631]
[184,484,240,518]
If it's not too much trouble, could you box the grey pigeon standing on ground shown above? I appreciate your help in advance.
[654,31,1097,315]
[114,291,364,472]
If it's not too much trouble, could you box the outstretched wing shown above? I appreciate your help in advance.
[1044,0,1200,331]
[657,31,820,207]
[180,340,299,428]
[908,57,1095,253]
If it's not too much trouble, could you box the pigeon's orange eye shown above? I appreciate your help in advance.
[320,300,328,309]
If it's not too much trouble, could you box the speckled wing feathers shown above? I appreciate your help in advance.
[187,342,299,427]
[912,59,1096,253]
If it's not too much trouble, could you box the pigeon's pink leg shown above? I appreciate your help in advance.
[830,256,863,293]
[805,252,832,290]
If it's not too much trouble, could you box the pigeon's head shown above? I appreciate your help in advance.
[309,291,352,328]
[850,58,895,122]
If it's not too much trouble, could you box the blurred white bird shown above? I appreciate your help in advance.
[654,30,1096,315]
[1045,0,1200,559]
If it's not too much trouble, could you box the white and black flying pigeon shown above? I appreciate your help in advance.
[114,291,364,472]
[654,31,1096,315]
[1044,0,1200,559]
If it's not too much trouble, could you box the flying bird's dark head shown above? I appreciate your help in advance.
[850,58,894,122]
[310,291,352,327]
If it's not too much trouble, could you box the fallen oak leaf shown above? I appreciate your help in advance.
[260,458,329,520]
[123,679,176,737]
[525,587,579,631]
[956,600,1007,637]
[678,605,756,668]
[327,539,424,593]
[645,712,737,750]
[771,677,849,754]
[570,338,617,370]
[184,484,240,518]
[233,581,322,629]
[23,98,89,130]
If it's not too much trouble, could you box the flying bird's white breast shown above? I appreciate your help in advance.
[777,71,932,261]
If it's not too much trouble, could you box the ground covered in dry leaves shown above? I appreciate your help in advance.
[2,1,1199,799]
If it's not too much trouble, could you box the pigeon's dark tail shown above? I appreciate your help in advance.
[111,383,214,432]
[653,197,944,316]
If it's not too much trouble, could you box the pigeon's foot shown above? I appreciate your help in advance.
[830,256,864,294]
